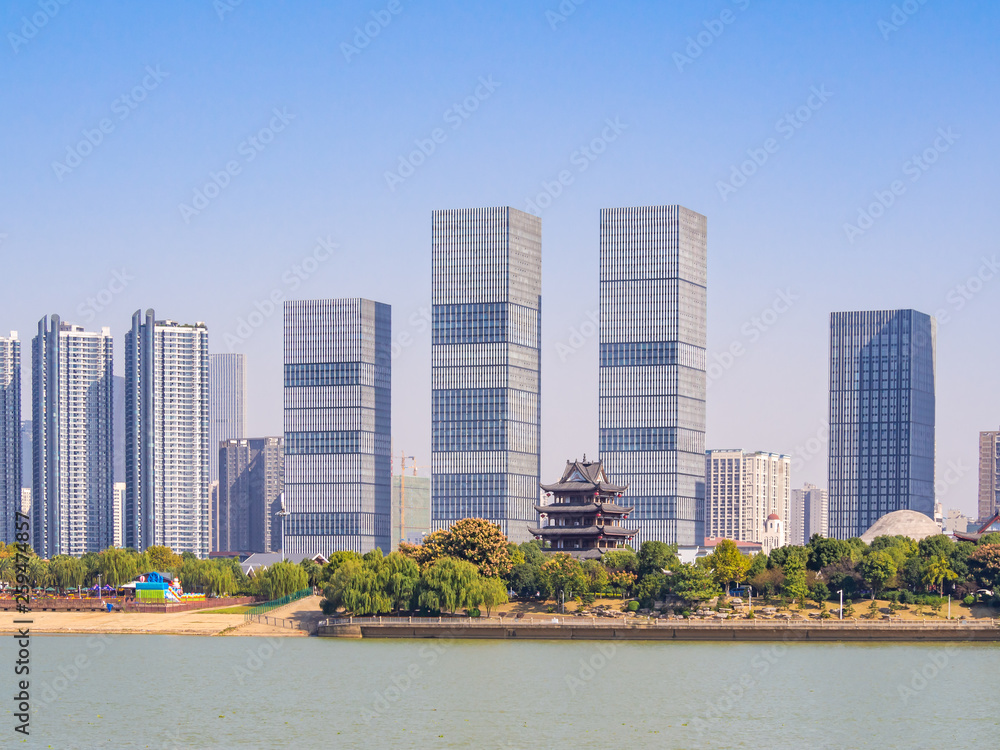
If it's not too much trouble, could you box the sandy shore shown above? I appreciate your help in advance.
[0,596,326,637]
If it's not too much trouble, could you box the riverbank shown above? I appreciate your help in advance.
[319,616,1000,642]
[0,596,326,637]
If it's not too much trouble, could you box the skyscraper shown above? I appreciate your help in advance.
[32,317,114,557]
[828,310,936,539]
[209,353,246,485]
[705,450,791,546]
[283,298,391,557]
[599,205,707,546]
[0,333,21,545]
[218,436,284,554]
[430,207,541,542]
[789,483,829,546]
[125,310,210,557]
[978,430,999,523]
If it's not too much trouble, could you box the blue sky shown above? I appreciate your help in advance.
[2,0,997,517]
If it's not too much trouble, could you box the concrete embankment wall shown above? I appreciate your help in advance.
[318,622,1000,642]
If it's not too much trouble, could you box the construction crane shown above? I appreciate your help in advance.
[399,452,428,547]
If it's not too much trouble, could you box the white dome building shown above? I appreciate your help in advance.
[762,513,784,555]
[859,510,941,544]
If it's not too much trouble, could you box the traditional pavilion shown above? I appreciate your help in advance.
[528,458,638,558]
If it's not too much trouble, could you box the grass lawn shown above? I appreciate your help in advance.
[199,605,254,615]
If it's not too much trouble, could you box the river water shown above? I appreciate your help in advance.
[2,635,997,748]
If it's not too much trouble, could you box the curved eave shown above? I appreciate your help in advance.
[534,503,635,515]
[527,526,638,538]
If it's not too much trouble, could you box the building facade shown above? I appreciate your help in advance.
[705,450,791,547]
[978,430,999,524]
[112,481,125,548]
[218,437,284,554]
[32,317,114,557]
[209,353,246,486]
[788,483,828,546]
[828,310,936,539]
[124,310,210,557]
[391,474,431,550]
[283,298,391,557]
[431,207,541,542]
[599,205,707,546]
[0,333,21,545]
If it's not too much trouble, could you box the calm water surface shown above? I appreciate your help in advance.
[2,635,997,749]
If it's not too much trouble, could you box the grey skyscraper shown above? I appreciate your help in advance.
[599,205,707,546]
[218,437,284,554]
[283,298,391,557]
[828,310,936,539]
[209,354,246,485]
[125,310,210,556]
[430,207,541,543]
[113,375,125,483]
[977,429,999,523]
[32,317,114,557]
[0,333,21,545]
[789,483,829,546]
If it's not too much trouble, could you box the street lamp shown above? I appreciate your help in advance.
[837,589,843,620]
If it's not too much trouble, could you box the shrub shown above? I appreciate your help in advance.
[627,600,640,612]
[899,590,915,605]
[467,607,481,618]
[963,595,975,606]
[882,591,900,603]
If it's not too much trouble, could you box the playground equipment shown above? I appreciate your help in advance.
[134,572,206,603]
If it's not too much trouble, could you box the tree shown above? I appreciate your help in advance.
[709,539,751,591]
[601,548,638,574]
[145,545,182,572]
[417,557,481,614]
[321,551,364,584]
[377,552,421,612]
[750,567,785,598]
[299,558,323,588]
[255,561,308,600]
[781,555,809,604]
[860,551,897,599]
[968,544,1000,589]
[581,559,609,593]
[519,541,546,566]
[97,547,141,588]
[635,572,667,608]
[668,564,720,606]
[478,577,509,616]
[807,536,854,571]
[540,553,588,602]
[808,582,830,606]
[49,556,87,593]
[923,555,958,596]
[980,533,1000,546]
[917,534,954,560]
[637,541,680,577]
[401,519,513,578]
[509,563,545,598]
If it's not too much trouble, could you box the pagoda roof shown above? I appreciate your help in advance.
[527,526,638,538]
[954,510,1000,542]
[540,458,628,494]
[533,502,634,515]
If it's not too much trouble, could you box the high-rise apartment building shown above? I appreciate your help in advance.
[283,298,391,557]
[112,482,125,548]
[705,450,790,546]
[218,437,284,554]
[978,430,999,523]
[828,310,936,539]
[392,474,431,550]
[789,483,829,546]
[124,310,210,557]
[430,207,541,542]
[0,333,21,545]
[599,205,707,546]
[32,317,114,557]
[209,353,246,485]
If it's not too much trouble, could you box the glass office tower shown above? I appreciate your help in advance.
[431,207,541,543]
[209,353,246,486]
[599,205,707,546]
[283,298,391,556]
[828,309,936,539]
[0,333,21,545]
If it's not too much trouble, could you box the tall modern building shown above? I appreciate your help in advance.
[283,298,391,557]
[430,207,542,543]
[978,430,1000,523]
[828,310,936,539]
[31,317,114,557]
[112,481,125,548]
[789,483,829,546]
[218,437,284,554]
[705,450,791,546]
[599,205,707,546]
[209,353,246,485]
[124,310,210,557]
[0,333,21,545]
[391,474,431,550]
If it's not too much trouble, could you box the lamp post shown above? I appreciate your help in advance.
[837,589,843,620]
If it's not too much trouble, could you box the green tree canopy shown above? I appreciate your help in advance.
[401,519,513,578]
[417,557,482,614]
[709,539,751,590]
[637,541,680,577]
[668,564,720,605]
[860,551,897,599]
